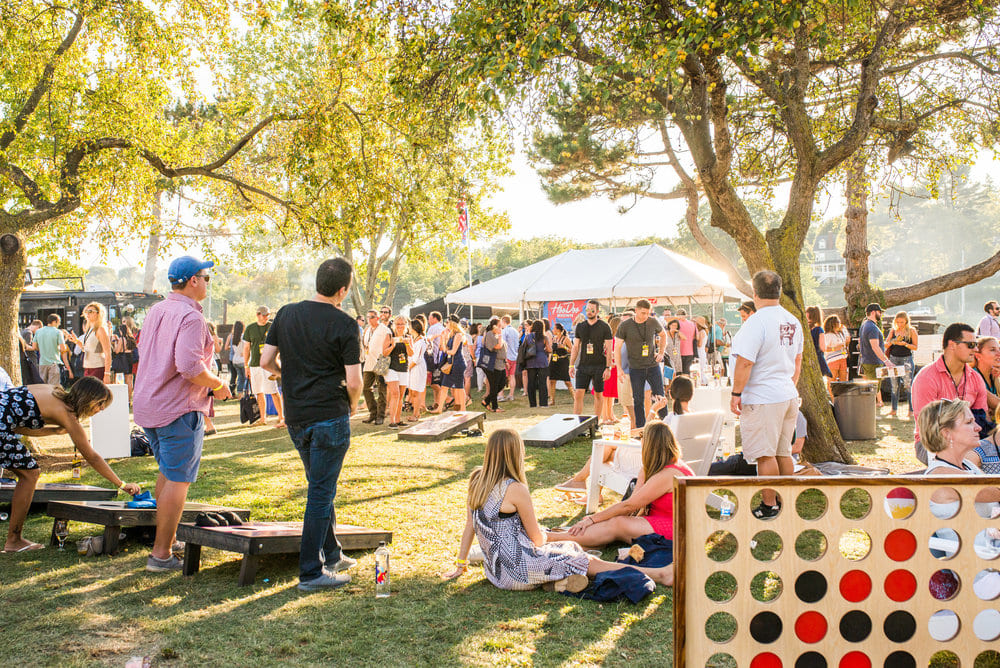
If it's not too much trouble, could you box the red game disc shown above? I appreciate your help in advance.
[839,570,872,602]
[884,529,917,561]
[840,651,872,668]
[884,569,918,602]
[751,652,783,668]
[795,611,828,643]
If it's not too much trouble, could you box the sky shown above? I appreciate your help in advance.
[79,144,1000,272]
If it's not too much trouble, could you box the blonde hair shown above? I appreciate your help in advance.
[83,302,106,329]
[52,376,113,420]
[918,398,970,453]
[977,336,998,353]
[893,311,911,328]
[641,420,682,483]
[393,315,409,331]
[823,314,841,334]
[467,429,528,510]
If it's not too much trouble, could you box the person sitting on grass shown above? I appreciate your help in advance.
[545,420,692,550]
[442,428,673,592]
[3,377,141,553]
[555,375,694,499]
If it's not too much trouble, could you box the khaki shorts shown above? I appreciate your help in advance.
[249,365,278,395]
[739,398,798,464]
[617,370,633,404]
[860,363,880,380]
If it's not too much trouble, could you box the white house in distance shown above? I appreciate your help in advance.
[812,231,846,287]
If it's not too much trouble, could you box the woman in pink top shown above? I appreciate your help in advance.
[546,420,693,547]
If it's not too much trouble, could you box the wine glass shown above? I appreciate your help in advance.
[54,519,69,550]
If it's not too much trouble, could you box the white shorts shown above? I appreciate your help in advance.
[408,365,427,393]
[249,366,278,395]
[385,369,408,386]
[739,398,798,464]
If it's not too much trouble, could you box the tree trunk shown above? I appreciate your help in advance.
[0,232,26,383]
[769,208,853,464]
[143,189,164,293]
[842,153,881,327]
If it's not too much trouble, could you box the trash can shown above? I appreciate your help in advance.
[831,381,877,440]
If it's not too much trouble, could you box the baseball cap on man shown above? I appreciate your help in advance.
[256,306,270,316]
[168,256,214,285]
[865,303,884,314]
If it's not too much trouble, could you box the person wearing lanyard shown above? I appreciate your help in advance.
[614,299,667,429]
[912,323,996,465]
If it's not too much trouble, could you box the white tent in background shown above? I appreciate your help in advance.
[446,244,746,312]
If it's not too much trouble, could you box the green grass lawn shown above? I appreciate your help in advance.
[0,391,923,667]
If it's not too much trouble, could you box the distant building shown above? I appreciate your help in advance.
[812,232,846,286]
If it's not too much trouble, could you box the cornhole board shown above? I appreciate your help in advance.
[177,522,393,586]
[521,414,598,448]
[674,475,1000,668]
[0,481,116,505]
[397,411,485,441]
[45,500,251,555]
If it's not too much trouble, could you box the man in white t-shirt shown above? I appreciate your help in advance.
[730,270,803,518]
[361,308,391,425]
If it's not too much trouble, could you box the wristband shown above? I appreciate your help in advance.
[731,392,742,397]
[118,482,127,491]
[212,382,225,392]
[455,558,468,565]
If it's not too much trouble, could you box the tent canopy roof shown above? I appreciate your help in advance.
[446,244,746,309]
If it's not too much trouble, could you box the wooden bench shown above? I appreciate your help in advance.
[45,500,251,555]
[1,481,116,506]
[177,522,393,586]
[397,411,486,442]
[521,414,598,448]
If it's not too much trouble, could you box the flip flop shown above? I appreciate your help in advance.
[4,542,44,553]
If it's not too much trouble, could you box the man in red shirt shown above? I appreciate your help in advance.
[911,323,995,464]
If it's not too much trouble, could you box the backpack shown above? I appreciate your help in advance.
[130,428,152,457]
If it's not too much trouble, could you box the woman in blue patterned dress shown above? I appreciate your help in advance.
[442,429,673,590]
[3,377,140,553]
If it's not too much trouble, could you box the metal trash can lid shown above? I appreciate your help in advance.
[830,381,877,397]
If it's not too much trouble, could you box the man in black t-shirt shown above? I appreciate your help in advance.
[615,299,667,428]
[570,299,613,416]
[261,257,362,592]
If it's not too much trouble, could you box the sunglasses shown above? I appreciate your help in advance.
[956,340,978,349]
[194,274,211,283]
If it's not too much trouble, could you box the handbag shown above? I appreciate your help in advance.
[439,354,454,375]
[240,392,261,424]
[374,354,391,377]
[477,346,497,371]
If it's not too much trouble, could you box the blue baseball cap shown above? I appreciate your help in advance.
[168,256,214,285]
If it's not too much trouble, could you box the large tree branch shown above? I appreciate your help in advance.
[0,10,85,151]
[884,251,1000,307]
[883,49,1000,76]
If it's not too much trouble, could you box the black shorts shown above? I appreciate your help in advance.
[575,365,606,393]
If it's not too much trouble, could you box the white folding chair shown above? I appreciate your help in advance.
[595,441,643,498]
[674,410,725,477]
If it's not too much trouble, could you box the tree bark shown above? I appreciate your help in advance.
[884,252,1000,307]
[0,232,26,383]
[143,189,164,293]
[842,152,881,326]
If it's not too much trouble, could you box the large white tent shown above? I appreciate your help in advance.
[446,244,746,312]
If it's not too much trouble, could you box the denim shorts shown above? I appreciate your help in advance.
[145,411,205,483]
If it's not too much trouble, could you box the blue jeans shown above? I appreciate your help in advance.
[233,363,247,394]
[888,355,915,412]
[629,366,664,428]
[287,415,351,581]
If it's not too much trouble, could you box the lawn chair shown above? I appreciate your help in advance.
[675,410,725,476]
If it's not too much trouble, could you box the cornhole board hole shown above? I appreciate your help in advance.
[397,411,485,442]
[674,475,1000,668]
[0,481,115,506]
[177,522,393,586]
[521,414,598,448]
[45,500,251,555]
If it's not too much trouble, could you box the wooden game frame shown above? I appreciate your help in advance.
[675,475,1000,667]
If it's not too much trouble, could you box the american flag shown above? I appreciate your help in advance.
[457,200,469,242]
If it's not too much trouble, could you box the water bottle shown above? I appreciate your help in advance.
[375,541,390,598]
[620,414,631,439]
[691,367,700,386]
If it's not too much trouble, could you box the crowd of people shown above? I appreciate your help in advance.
[9,255,1000,599]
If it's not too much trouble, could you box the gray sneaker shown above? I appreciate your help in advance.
[298,571,351,592]
[329,555,357,572]
[146,554,183,572]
